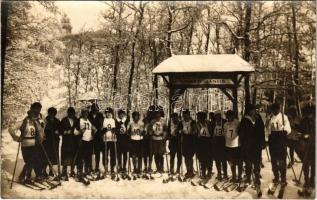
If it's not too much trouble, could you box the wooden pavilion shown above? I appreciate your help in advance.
[152,54,255,118]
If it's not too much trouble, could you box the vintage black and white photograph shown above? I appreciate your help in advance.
[1,1,316,199]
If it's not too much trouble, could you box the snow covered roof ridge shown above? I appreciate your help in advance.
[153,54,254,74]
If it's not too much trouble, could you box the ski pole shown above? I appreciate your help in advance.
[10,141,21,189]
[114,139,120,181]
[287,151,299,183]
[72,143,80,174]
[265,146,271,162]
[51,130,61,179]
[40,143,59,179]
[104,139,108,176]
[165,152,170,174]
[296,137,313,185]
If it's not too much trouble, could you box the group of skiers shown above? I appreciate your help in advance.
[9,101,315,197]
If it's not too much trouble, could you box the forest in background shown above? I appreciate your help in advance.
[2,1,316,127]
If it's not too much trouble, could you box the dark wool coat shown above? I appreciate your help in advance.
[43,117,61,165]
[238,114,265,161]
[60,116,79,166]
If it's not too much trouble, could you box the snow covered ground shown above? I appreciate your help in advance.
[1,127,314,199]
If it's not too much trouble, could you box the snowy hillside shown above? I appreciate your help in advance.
[1,127,313,199]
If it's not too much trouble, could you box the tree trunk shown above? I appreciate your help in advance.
[186,17,194,55]
[243,2,252,62]
[127,3,145,114]
[291,3,302,117]
[166,6,173,57]
[74,40,83,104]
[204,7,211,54]
[1,2,9,116]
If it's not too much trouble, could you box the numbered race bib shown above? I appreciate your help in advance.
[199,124,210,137]
[224,120,239,147]
[214,124,223,136]
[103,118,116,141]
[130,121,144,140]
[21,119,36,147]
[80,119,92,141]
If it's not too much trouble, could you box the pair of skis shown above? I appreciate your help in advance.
[267,182,286,199]
[8,178,60,191]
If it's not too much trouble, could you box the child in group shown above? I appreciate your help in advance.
[60,107,78,181]
[212,111,228,180]
[196,112,213,179]
[127,111,145,175]
[116,109,129,174]
[102,107,117,179]
[224,110,242,183]
[74,109,95,183]
[148,109,167,174]
[177,109,198,179]
[168,113,182,175]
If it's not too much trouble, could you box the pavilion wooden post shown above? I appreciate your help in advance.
[233,77,239,118]
[244,74,251,107]
[154,74,158,106]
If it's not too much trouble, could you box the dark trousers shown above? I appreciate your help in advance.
[197,137,213,177]
[245,159,261,185]
[303,143,315,187]
[226,147,242,180]
[93,137,104,171]
[21,146,42,179]
[77,140,93,175]
[143,138,153,170]
[269,131,288,183]
[102,141,116,172]
[169,137,182,173]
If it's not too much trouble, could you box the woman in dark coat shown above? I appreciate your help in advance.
[43,107,61,177]
[60,107,79,180]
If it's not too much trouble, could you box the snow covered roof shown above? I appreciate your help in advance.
[152,54,254,74]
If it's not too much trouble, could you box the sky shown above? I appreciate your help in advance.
[56,1,107,33]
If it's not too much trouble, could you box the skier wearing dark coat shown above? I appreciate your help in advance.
[60,107,78,180]
[196,112,213,178]
[265,103,291,185]
[168,113,182,174]
[88,103,104,173]
[212,111,227,180]
[297,105,315,193]
[116,109,129,173]
[177,109,198,179]
[43,107,61,177]
[239,104,265,185]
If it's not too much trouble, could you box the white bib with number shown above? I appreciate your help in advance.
[224,119,240,147]
[80,118,93,141]
[129,121,144,140]
[198,123,211,137]
[103,118,116,141]
[214,122,224,137]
